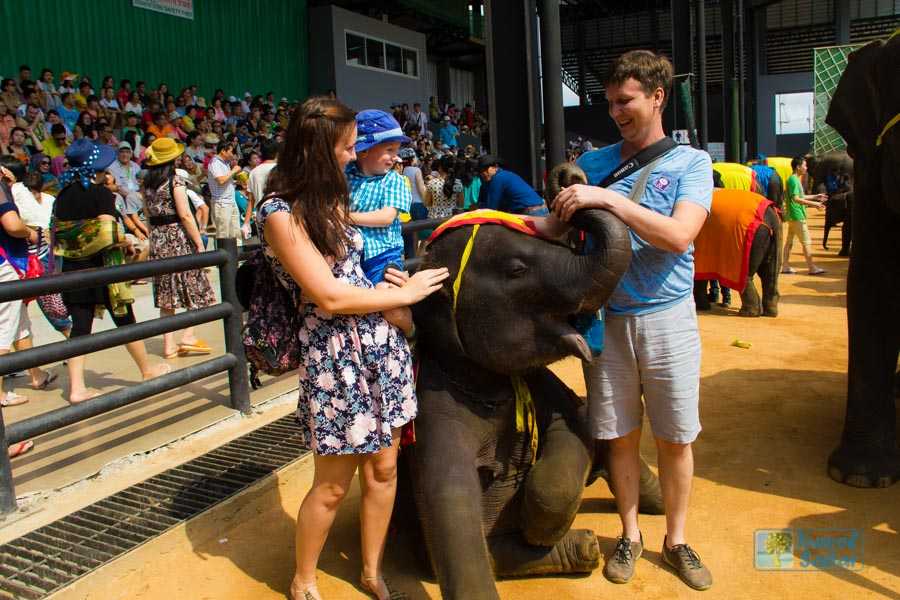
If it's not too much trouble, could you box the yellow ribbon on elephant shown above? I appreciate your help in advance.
[876,113,900,147]
[446,215,538,462]
[452,223,480,313]
[511,375,539,464]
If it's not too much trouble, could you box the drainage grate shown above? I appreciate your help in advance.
[0,415,307,599]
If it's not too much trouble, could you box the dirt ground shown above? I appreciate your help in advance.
[53,214,900,600]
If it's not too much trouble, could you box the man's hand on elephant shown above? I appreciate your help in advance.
[552,184,614,222]
[383,267,409,288]
[401,267,449,304]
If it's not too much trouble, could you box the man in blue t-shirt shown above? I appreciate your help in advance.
[438,116,459,148]
[533,50,713,591]
[476,155,549,216]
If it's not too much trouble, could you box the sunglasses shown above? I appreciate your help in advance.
[40,161,50,166]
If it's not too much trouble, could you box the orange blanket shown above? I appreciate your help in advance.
[694,189,773,292]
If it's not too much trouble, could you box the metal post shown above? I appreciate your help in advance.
[738,0,746,162]
[695,0,709,150]
[217,238,251,414]
[577,20,587,107]
[0,410,16,515]
[540,0,566,169]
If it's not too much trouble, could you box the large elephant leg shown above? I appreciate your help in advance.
[739,214,777,317]
[759,208,782,317]
[827,208,900,487]
[487,530,600,577]
[520,412,592,546]
[411,390,501,600]
[839,205,851,257]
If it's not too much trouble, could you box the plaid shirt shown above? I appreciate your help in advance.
[346,164,411,260]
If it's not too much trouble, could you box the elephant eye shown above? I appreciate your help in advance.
[508,259,528,278]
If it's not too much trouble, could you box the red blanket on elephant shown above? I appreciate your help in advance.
[694,189,773,292]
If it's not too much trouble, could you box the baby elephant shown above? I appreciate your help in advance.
[402,173,663,600]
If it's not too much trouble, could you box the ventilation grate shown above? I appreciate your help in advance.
[0,415,307,599]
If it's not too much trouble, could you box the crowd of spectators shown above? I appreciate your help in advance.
[1,64,293,235]
[0,62,500,445]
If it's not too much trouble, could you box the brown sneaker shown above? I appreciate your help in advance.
[662,536,712,590]
[603,533,643,584]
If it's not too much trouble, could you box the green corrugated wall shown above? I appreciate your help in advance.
[0,0,308,101]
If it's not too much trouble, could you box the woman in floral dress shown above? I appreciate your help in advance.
[260,97,448,600]
[142,138,216,359]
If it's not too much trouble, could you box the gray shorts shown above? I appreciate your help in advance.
[584,297,702,444]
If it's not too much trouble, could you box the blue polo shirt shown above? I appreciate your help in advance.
[346,163,411,260]
[438,123,459,148]
[577,142,713,315]
[477,168,547,215]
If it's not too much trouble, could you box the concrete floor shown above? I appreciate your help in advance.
[1,267,297,512]
[9,214,900,599]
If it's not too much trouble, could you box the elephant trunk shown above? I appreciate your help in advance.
[568,208,632,310]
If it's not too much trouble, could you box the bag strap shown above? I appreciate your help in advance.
[628,155,666,204]
[598,136,677,188]
[0,244,24,278]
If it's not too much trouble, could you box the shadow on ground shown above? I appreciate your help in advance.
[695,367,900,598]
[182,469,433,599]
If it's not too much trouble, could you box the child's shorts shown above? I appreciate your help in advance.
[362,247,405,285]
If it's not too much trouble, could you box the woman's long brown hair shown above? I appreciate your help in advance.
[265,96,356,259]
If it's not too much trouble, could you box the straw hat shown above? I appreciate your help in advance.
[145,137,185,166]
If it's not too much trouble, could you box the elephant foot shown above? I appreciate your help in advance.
[738,306,761,317]
[838,248,850,257]
[762,301,779,318]
[489,529,600,577]
[827,443,900,488]
[555,529,602,573]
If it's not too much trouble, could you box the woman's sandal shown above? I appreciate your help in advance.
[360,574,409,600]
[177,340,212,356]
[0,391,28,407]
[31,372,58,390]
[290,581,322,600]
[8,440,34,458]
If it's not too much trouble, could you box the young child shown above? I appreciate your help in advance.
[347,110,412,285]
[782,155,827,275]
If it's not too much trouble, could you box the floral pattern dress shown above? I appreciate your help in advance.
[426,176,460,219]
[145,176,217,310]
[257,198,417,455]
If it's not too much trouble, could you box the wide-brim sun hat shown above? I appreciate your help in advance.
[64,139,116,171]
[145,137,185,166]
[355,109,411,153]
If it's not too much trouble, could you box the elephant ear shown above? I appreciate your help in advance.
[826,40,883,161]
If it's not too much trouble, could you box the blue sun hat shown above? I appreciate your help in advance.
[355,109,411,153]
[60,139,117,188]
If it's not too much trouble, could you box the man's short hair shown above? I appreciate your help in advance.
[259,138,280,161]
[23,172,43,191]
[216,140,234,154]
[605,50,674,110]
[791,156,806,171]
[51,123,66,136]
[0,156,26,181]
[477,154,501,172]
